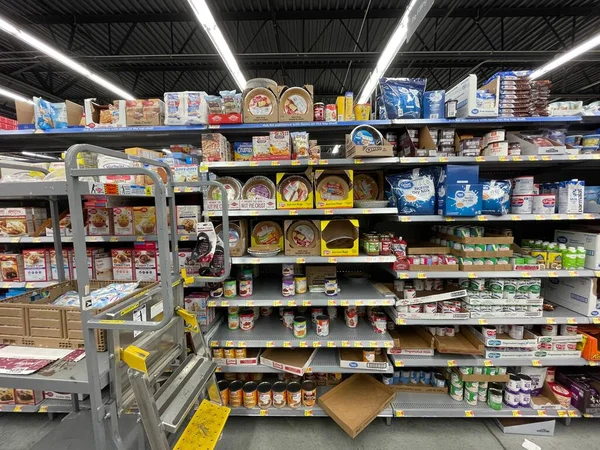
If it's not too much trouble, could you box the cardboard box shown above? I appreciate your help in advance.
[544,277,598,316]
[276,171,314,209]
[93,253,113,281]
[399,126,438,157]
[284,220,321,256]
[468,326,537,348]
[125,99,164,126]
[243,86,279,123]
[430,326,485,355]
[69,248,104,280]
[318,374,394,439]
[314,170,353,209]
[112,207,134,236]
[133,207,157,236]
[15,389,44,405]
[0,388,15,404]
[176,205,200,235]
[111,249,134,281]
[452,367,509,383]
[266,131,292,161]
[16,99,83,130]
[532,379,574,411]
[234,142,253,161]
[387,328,435,356]
[395,287,467,306]
[524,329,583,344]
[338,348,392,371]
[353,171,384,201]
[215,220,247,257]
[23,249,51,282]
[389,384,448,394]
[555,373,599,414]
[84,98,126,128]
[259,348,317,375]
[554,229,600,270]
[250,220,284,251]
[446,74,499,118]
[134,243,158,282]
[495,418,556,437]
[320,219,358,257]
[507,132,566,156]
[214,348,261,366]
[423,90,446,119]
[86,207,111,236]
[306,265,336,288]
[345,135,394,158]
[278,85,314,122]
[201,133,229,162]
[0,207,44,236]
[485,349,536,359]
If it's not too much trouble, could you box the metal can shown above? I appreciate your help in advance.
[242,381,258,409]
[302,380,317,407]
[251,373,264,382]
[223,348,236,359]
[239,309,254,331]
[217,380,229,406]
[234,348,247,359]
[313,102,325,121]
[488,388,502,410]
[282,263,295,277]
[239,276,253,297]
[324,277,338,296]
[224,279,237,298]
[327,306,338,319]
[449,383,463,401]
[257,382,272,409]
[295,276,307,294]
[229,380,243,407]
[282,276,295,297]
[432,373,446,388]
[372,312,387,334]
[283,309,295,329]
[345,308,358,328]
[465,389,478,406]
[316,315,330,336]
[504,388,520,408]
[325,104,337,122]
[311,307,325,323]
[385,132,397,155]
[294,316,307,338]
[363,349,375,362]
[228,314,239,330]
[213,348,224,358]
[519,390,531,407]
[287,381,302,409]
[272,381,287,408]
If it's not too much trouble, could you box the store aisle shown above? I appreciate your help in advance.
[1,414,598,450]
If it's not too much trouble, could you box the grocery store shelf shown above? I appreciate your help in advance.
[210,119,392,131]
[232,254,396,264]
[387,267,599,279]
[0,352,109,394]
[209,316,394,348]
[217,348,394,374]
[0,398,82,414]
[392,116,582,126]
[207,207,397,217]
[390,392,579,418]
[202,157,398,171]
[392,213,600,223]
[0,181,67,197]
[386,305,590,325]
[0,281,59,289]
[203,279,396,306]
[388,353,588,368]
[0,234,200,244]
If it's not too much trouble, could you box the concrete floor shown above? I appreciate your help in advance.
[0,413,596,450]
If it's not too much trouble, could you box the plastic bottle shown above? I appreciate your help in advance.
[542,241,550,250]
[564,246,577,269]
[576,246,586,270]
[547,242,557,251]
[534,240,543,250]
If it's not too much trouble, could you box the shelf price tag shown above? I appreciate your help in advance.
[283,341,292,348]
[369,341,377,347]
[327,257,337,263]
[467,272,477,279]
[266,341,275,348]
[400,216,411,222]
[273,300,282,307]
[225,340,234,347]
[417,273,427,279]
[512,156,523,162]
[384,341,393,348]
[592,318,600,324]
[444,217,455,222]
[548,271,558,278]
[312,341,322,348]
[546,318,556,324]
[299,341,308,348]
[512,410,522,417]
[478,319,488,325]
[180,235,191,241]
[302,300,311,307]
[341,341,350,347]
[353,341,363,347]
[567,318,577,324]
[341,299,349,306]
[327,341,336,348]
[397,319,407,325]
[438,157,449,163]
[200,164,209,172]
[541,155,552,161]
[287,301,297,307]
[38,405,48,413]
[289,210,299,216]
[521,272,531,278]
[304,410,314,416]
[249,211,259,216]
[483,360,494,367]
[418,157,428,163]
[259,409,268,416]
[13,406,22,412]
[136,236,145,242]
[588,361,600,366]
[537,410,548,417]
[475,156,485,162]
[447,360,457,367]
[238,341,247,348]
[367,300,376,306]
[104,183,119,195]
[528,156,539,161]
[532,359,542,367]
[568,410,578,418]
[534,215,545,221]
[354,159,364,165]
[291,160,301,166]
[305,367,313,374]
[10,237,20,243]
[327,299,337,306]
[355,300,364,306]
[464,410,475,418]
[210,341,219,347]
[324,209,334,215]
[399,273,409,279]
[270,161,280,166]
[583,413,594,418]
[568,271,578,277]
[207,301,217,307]
[557,410,567,417]
[395,360,404,367]
[245,301,255,307]
[215,367,222,373]
[477,216,488,222]
[511,215,521,221]
[221,301,230,307]
[250,258,261,264]
[395,410,404,417]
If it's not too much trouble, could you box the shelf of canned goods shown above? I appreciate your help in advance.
[387,353,589,368]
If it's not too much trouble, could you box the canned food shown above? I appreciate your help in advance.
[224,279,237,298]
[242,382,258,409]
[240,309,254,331]
[229,380,243,407]
[465,389,478,406]
[403,288,416,299]
[234,348,247,359]
[282,263,295,277]
[507,374,521,392]
[450,372,462,387]
[504,388,520,408]
[228,314,240,330]
[294,316,307,339]
[251,373,264,382]
[257,382,272,409]
[566,342,577,351]
[313,103,325,121]
[272,381,287,408]
[409,304,422,313]
[445,326,456,337]
[414,279,425,291]
[325,104,337,121]
[488,388,502,410]
[311,307,325,323]
[302,380,317,407]
[421,370,431,385]
[436,327,446,337]
[282,277,295,297]
[228,306,240,315]
[409,370,420,384]
[560,324,578,335]
[283,309,295,329]
[553,342,566,351]
[432,373,446,388]
[424,303,437,313]
[209,283,223,298]
[295,276,307,294]
[213,348,224,358]
[345,308,358,328]
[217,380,229,406]
[223,348,236,359]
[287,381,302,409]
[464,381,479,392]
[316,315,330,337]
[449,384,463,401]
[239,277,253,297]
[363,349,375,363]
[325,277,338,296]
[518,374,533,392]
[519,390,531,407]
[238,373,249,382]
[541,324,558,336]
[382,374,393,385]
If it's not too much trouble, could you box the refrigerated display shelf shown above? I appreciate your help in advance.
[207,207,398,217]
[216,348,394,374]
[392,213,600,223]
[232,254,396,264]
[209,317,394,348]
[390,392,580,418]
[388,268,598,279]
[388,353,588,368]
[203,279,396,307]
[386,305,590,325]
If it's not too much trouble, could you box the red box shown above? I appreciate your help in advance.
[208,113,242,125]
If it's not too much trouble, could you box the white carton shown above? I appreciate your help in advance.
[338,348,392,372]
[554,229,600,270]
[395,288,467,306]
[544,277,599,316]
[468,326,537,348]
[558,180,584,214]
[22,249,51,281]
[260,348,318,376]
[446,75,499,118]
[49,249,70,281]
[483,141,508,157]
[524,329,583,344]
[93,253,113,280]
[495,418,556,437]
[387,347,435,356]
[485,349,536,359]
[213,349,261,367]
[507,132,566,156]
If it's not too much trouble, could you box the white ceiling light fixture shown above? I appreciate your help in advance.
[0,16,135,100]
[186,0,247,91]
[21,151,60,161]
[356,0,419,105]
[0,86,33,105]
[530,32,600,80]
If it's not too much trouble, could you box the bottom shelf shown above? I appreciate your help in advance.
[0,398,78,414]
[390,392,580,418]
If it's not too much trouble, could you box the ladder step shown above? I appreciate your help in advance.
[173,400,230,450]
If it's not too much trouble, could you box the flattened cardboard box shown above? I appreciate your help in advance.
[260,347,317,375]
[318,374,394,439]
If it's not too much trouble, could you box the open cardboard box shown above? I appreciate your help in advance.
[387,328,435,356]
[339,348,391,371]
[446,74,499,118]
[452,367,509,383]
[84,98,126,128]
[320,219,358,257]
[419,326,485,355]
[318,374,394,439]
[354,170,384,201]
[495,418,556,437]
[314,170,354,209]
[398,125,438,157]
[16,99,83,130]
[507,132,566,156]
[260,347,317,375]
[277,85,314,122]
[345,135,394,158]
[284,220,321,256]
[389,383,448,394]
[439,233,514,245]
[395,287,467,306]
[214,348,261,367]
[408,245,452,255]
[468,326,537,348]
[530,381,571,411]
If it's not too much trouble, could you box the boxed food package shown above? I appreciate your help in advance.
[134,243,158,281]
[250,220,284,251]
[133,207,157,236]
[176,205,200,235]
[124,147,162,160]
[267,131,292,160]
[164,91,209,125]
[507,132,566,156]
[50,249,71,281]
[84,98,126,128]
[234,142,253,161]
[558,180,584,214]
[0,388,15,404]
[177,250,203,276]
[260,348,317,375]
[314,170,353,209]
[306,265,336,288]
[201,133,229,162]
[423,90,446,119]
[45,213,72,237]
[96,154,136,185]
[252,136,271,160]
[0,254,25,282]
[284,220,321,256]
[111,249,135,281]
[243,86,278,123]
[544,277,598,316]
[345,135,394,158]
[276,171,314,209]
[69,248,104,279]
[353,171,384,201]
[278,85,314,122]
[446,74,499,118]
[93,253,113,281]
[320,219,359,257]
[86,207,111,236]
[125,99,164,126]
[335,92,355,122]
[23,249,51,282]
[112,207,134,235]
[215,220,248,257]
[554,229,600,269]
[0,207,46,237]
[15,389,43,405]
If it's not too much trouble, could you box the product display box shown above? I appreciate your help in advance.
[452,367,509,383]
[345,135,394,158]
[278,85,314,122]
[306,265,336,288]
[468,326,537,348]
[484,349,536,359]
[125,99,164,126]
[446,74,499,118]
[22,249,51,282]
[15,99,83,130]
[386,306,468,321]
[389,383,448,394]
[320,219,359,257]
[338,348,392,372]
[93,253,113,281]
[544,277,598,316]
[284,220,321,256]
[530,380,572,411]
[417,326,485,355]
[250,220,284,252]
[259,348,317,375]
[555,372,600,414]
[399,125,437,157]
[554,229,600,270]
[394,287,467,306]
[215,220,248,258]
[276,171,314,210]
[201,133,229,162]
[14,389,44,405]
[524,329,583,344]
[387,328,435,356]
[495,418,556,437]
[314,170,353,209]
[507,132,566,156]
[112,249,135,281]
[133,207,157,236]
[243,86,279,123]
[84,98,126,128]
[214,348,261,367]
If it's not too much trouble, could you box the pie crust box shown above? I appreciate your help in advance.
[320,219,359,257]
[353,171,384,201]
[243,86,279,123]
[216,220,248,257]
[276,170,314,209]
[241,176,276,210]
[277,85,314,122]
[23,249,51,282]
[284,220,321,256]
[250,220,284,251]
[315,170,354,209]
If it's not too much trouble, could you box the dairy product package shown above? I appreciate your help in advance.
[386,169,436,215]
[558,179,584,214]
[584,186,600,213]
[481,180,511,215]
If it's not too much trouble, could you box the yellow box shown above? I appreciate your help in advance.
[276,171,314,210]
[250,220,284,251]
[314,170,353,209]
[530,250,547,269]
[344,92,355,121]
[336,97,346,121]
[547,251,563,270]
[320,219,359,257]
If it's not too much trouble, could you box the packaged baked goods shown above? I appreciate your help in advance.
[176,205,200,235]
[112,207,134,235]
[291,131,310,159]
[315,170,353,208]
[206,177,242,210]
[252,136,271,160]
[86,207,111,236]
[133,207,157,236]
[242,176,276,209]
[243,87,278,123]
[201,133,229,162]
[216,220,247,257]
[0,254,25,282]
[320,219,359,256]
[268,131,291,160]
[276,171,314,209]
[251,221,283,251]
[279,86,314,122]
[284,220,320,256]
[353,173,380,201]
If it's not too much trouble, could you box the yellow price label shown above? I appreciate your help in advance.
[418,157,428,163]
[447,360,457,367]
[145,186,153,196]
[534,214,545,220]
[238,341,247,348]
[467,272,477,279]
[592,318,600,324]
[302,300,311,307]
[512,156,523,161]
[328,257,337,263]
[327,341,336,348]
[395,360,404,367]
[557,410,567,417]
[180,235,190,241]
[548,271,558,277]
[341,341,350,347]
[397,319,407,325]
[221,300,229,307]
[319,160,329,165]
[400,216,411,222]
[207,301,217,307]
[265,341,275,348]
[304,410,314,416]
[361,209,372,215]
[25,283,36,288]
[475,156,485,162]
[438,157,449,163]
[568,410,578,417]
[184,186,193,193]
[546,318,556,324]
[417,273,427,279]
[568,271,578,277]
[542,155,552,161]
[583,413,594,418]
[199,164,209,172]
[291,160,301,166]
[499,156,509,162]
[384,341,393,348]
[136,236,144,242]
[354,341,363,347]
[537,410,548,417]
[369,341,377,347]
[355,300,364,306]
[528,156,539,161]
[395,410,405,417]
[270,161,280,166]
[465,410,475,417]
[445,217,455,222]
[478,319,488,325]
[245,301,255,307]
[283,342,292,348]
[273,300,282,307]
[328,299,336,306]
[10,237,20,243]
[367,300,376,306]
[477,216,488,222]
[588,361,600,366]
[511,215,521,221]
[32,237,41,243]
[13,406,22,412]
[399,273,409,279]
[354,159,365,165]
[567,318,577,324]
[312,341,322,348]
[295,257,305,264]
[287,300,297,307]
[308,160,317,165]
[210,341,219,347]
[215,367,222,373]
[324,209,334,215]
[305,367,313,374]
[250,258,261,264]
[249,211,260,216]
[207,211,216,217]
[532,359,542,367]
[521,272,531,278]
[512,410,522,417]
[483,360,493,367]
[289,210,299,216]
[38,405,48,413]
[259,409,268,416]
[299,341,308,348]
[225,340,234,347]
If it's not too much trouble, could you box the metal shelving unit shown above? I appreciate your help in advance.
[231,254,396,264]
[207,207,397,217]
[209,317,394,348]
[388,268,599,279]
[388,353,589,368]
[392,213,600,222]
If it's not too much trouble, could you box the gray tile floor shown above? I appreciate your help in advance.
[0,413,596,450]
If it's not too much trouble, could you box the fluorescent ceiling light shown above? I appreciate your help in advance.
[187,0,246,91]
[530,32,600,80]
[0,86,33,105]
[357,0,419,104]
[21,151,59,161]
[0,16,134,100]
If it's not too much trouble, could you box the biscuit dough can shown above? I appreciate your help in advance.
[449,384,463,401]
[217,380,229,406]
[243,382,258,409]
[504,389,520,408]
[294,316,307,338]
[287,381,302,409]
[295,276,307,294]
[229,380,243,407]
[272,381,287,408]
[224,279,237,298]
[316,315,330,336]
[302,380,317,407]
[257,382,272,409]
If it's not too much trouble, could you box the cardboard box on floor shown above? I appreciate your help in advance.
[318,374,394,439]
[387,328,435,356]
[495,418,556,437]
[260,348,317,375]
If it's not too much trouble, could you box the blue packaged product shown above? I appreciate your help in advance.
[234,142,253,161]
[437,165,479,215]
[352,129,376,145]
[584,186,600,213]
[444,184,483,217]
[378,77,427,120]
[423,90,445,119]
[386,172,436,215]
[482,180,512,215]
